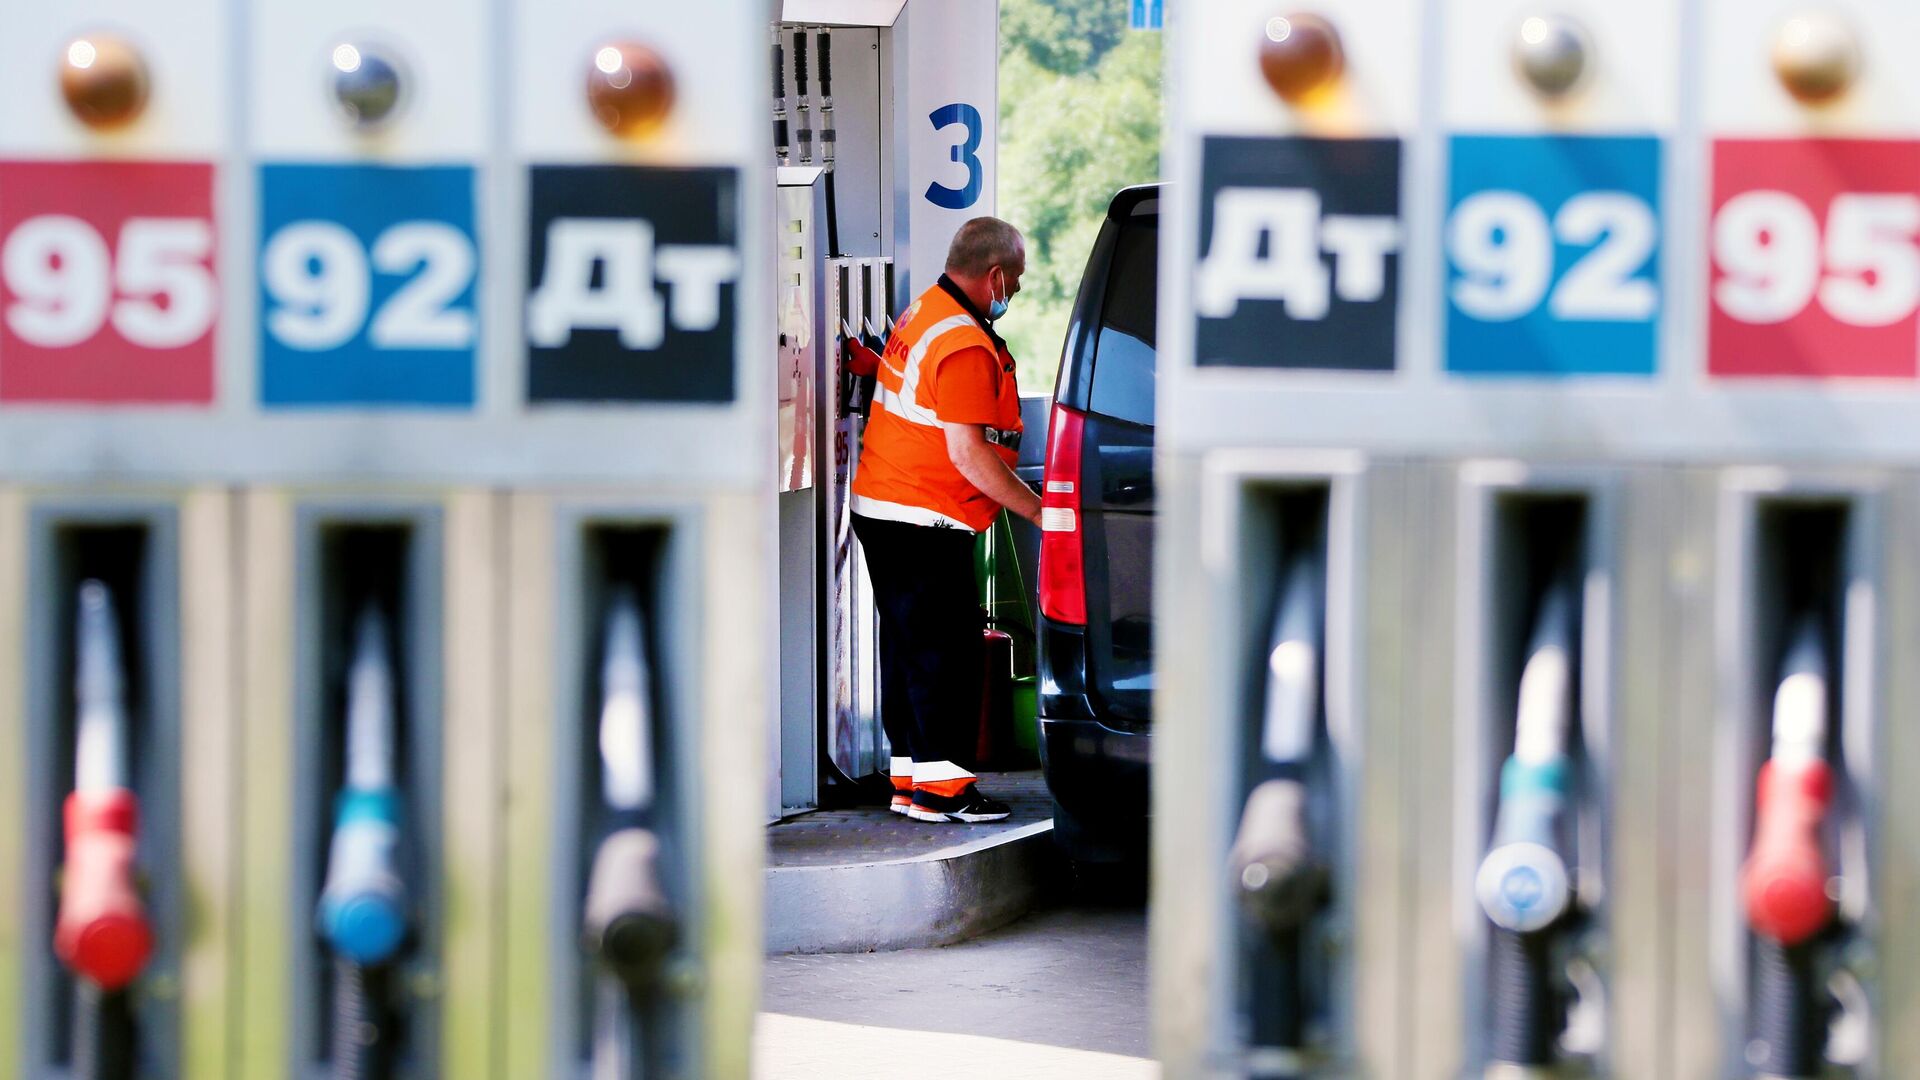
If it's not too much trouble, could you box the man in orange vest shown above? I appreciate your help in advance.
[851,217,1042,823]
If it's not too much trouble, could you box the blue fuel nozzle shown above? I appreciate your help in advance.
[316,607,408,966]
[317,788,407,965]
[1477,756,1573,933]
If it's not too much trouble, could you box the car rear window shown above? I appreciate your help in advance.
[1086,217,1158,428]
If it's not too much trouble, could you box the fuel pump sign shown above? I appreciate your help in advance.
[0,161,217,404]
[1445,135,1661,377]
[1193,136,1402,372]
[258,164,479,407]
[1709,138,1920,380]
[525,165,742,404]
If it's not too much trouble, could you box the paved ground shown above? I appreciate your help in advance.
[757,903,1155,1079]
[767,771,1051,867]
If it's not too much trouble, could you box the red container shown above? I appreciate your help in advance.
[975,627,1015,768]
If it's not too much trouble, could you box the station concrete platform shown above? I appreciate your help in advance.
[765,771,1060,954]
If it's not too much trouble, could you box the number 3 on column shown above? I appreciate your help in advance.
[925,103,984,211]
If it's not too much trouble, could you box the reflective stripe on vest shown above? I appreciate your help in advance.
[875,313,979,428]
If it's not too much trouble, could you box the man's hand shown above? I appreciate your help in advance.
[943,423,1042,526]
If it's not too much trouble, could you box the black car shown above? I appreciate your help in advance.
[1036,185,1159,863]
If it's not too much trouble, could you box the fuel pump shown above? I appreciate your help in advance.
[1475,581,1580,1072]
[1228,549,1330,1062]
[55,580,153,1080]
[581,585,677,1079]
[315,604,409,1078]
[1740,619,1835,1077]
[769,0,997,809]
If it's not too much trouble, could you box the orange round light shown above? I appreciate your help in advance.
[1258,13,1344,104]
[60,35,150,131]
[1771,11,1859,104]
[586,42,675,138]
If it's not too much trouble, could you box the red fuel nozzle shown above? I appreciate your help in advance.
[842,334,881,378]
[54,788,153,991]
[1741,758,1834,946]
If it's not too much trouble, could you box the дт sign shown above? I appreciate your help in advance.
[0,161,217,404]
[525,165,742,404]
[1710,139,1920,380]
[1192,136,1403,372]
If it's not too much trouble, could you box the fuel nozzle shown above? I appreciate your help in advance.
[1476,585,1576,936]
[54,581,153,993]
[1477,582,1579,1071]
[1742,619,1835,948]
[1229,553,1328,938]
[584,587,678,997]
[584,828,677,992]
[1230,778,1328,936]
[316,606,409,967]
[1742,618,1838,1080]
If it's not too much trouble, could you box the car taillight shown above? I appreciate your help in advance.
[1039,403,1087,625]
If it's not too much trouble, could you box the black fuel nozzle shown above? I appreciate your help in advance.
[585,587,677,998]
[770,25,790,164]
[1230,779,1330,938]
[583,827,678,996]
[1232,553,1329,939]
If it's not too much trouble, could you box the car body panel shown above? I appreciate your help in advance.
[1037,184,1161,859]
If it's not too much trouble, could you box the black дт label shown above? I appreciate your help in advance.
[526,165,741,403]
[1194,136,1401,372]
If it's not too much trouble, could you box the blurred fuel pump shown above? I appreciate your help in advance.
[316,605,409,1079]
[55,580,153,1080]
[1475,582,1579,1074]
[1228,551,1330,1058]
[1740,619,1836,1078]
[582,586,677,1080]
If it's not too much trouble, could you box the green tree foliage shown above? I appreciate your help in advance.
[996,0,1162,393]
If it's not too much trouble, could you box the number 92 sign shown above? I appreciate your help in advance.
[1710,139,1920,380]
[259,164,478,406]
[1445,135,1661,377]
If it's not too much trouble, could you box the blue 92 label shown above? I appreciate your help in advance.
[1445,135,1661,377]
[258,163,478,407]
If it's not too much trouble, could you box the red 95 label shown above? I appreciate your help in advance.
[0,161,217,404]
[1710,140,1920,380]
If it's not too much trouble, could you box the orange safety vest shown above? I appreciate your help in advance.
[851,277,1023,533]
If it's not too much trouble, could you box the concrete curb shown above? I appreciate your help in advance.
[765,820,1058,954]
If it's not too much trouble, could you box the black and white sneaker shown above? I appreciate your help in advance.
[907,786,1012,823]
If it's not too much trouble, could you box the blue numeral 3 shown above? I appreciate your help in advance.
[925,102,984,211]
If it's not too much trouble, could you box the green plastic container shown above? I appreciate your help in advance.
[976,512,1040,765]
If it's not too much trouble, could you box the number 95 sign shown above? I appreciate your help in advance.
[1446,136,1661,377]
[0,161,216,403]
[1710,140,1920,380]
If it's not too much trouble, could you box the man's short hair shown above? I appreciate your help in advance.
[945,217,1024,277]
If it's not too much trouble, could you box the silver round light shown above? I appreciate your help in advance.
[1513,14,1593,99]
[329,41,406,129]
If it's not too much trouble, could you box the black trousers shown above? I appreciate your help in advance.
[852,513,983,772]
